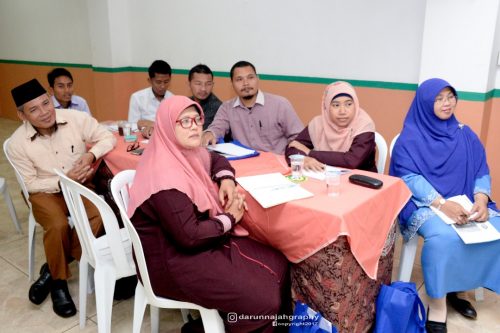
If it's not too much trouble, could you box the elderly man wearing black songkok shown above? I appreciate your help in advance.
[8,79,115,317]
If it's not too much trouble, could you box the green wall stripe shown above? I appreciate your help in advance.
[0,59,92,69]
[2,58,499,101]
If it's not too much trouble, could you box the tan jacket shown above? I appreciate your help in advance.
[8,109,116,193]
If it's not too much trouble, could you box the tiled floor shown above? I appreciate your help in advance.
[0,117,498,332]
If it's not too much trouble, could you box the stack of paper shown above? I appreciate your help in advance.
[431,195,500,244]
[236,172,313,208]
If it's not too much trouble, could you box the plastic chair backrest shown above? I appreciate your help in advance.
[389,133,400,157]
[3,138,31,207]
[110,170,158,300]
[56,169,133,276]
[374,132,388,174]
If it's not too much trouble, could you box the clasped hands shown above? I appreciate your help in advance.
[219,179,248,222]
[66,152,95,184]
[439,193,489,224]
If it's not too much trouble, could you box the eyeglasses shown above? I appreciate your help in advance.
[126,141,140,152]
[330,101,354,109]
[434,94,457,105]
[176,115,205,129]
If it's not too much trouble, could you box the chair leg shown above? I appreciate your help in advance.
[150,304,160,333]
[199,308,225,333]
[94,267,116,333]
[2,184,21,233]
[28,213,37,281]
[79,259,89,329]
[132,283,148,333]
[397,235,419,282]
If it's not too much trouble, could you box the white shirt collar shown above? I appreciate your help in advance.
[233,90,264,108]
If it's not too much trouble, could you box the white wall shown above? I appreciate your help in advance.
[0,0,426,84]
[0,0,91,63]
[419,0,500,92]
[128,0,426,83]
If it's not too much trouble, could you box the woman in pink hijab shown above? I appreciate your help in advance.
[128,96,289,333]
[286,81,377,172]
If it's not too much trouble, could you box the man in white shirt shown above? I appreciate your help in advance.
[128,60,174,138]
[47,68,91,115]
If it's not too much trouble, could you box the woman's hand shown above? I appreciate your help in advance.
[141,126,154,139]
[470,193,489,222]
[440,201,470,225]
[225,192,247,223]
[303,156,325,171]
[288,140,310,155]
[219,179,236,208]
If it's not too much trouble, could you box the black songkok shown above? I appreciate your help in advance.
[11,79,47,107]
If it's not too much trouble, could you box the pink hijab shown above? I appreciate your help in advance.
[127,96,222,218]
[308,81,375,152]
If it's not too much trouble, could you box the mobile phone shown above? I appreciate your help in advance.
[130,148,144,155]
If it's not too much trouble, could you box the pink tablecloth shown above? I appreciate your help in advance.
[232,152,411,279]
[103,133,142,174]
[103,143,411,279]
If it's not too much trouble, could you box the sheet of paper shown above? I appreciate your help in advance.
[236,172,313,208]
[451,221,500,244]
[207,143,256,157]
[302,165,350,181]
[431,195,500,244]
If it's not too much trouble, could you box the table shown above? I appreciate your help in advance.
[103,141,411,332]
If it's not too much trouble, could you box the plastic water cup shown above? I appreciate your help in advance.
[325,170,341,197]
[123,123,132,136]
[289,154,305,180]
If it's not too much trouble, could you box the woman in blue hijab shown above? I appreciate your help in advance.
[390,78,500,333]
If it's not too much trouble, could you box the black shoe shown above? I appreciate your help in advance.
[181,314,205,333]
[426,320,447,333]
[447,292,477,320]
[28,263,52,305]
[51,280,76,318]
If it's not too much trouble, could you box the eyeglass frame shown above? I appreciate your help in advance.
[434,94,457,105]
[126,141,140,152]
[175,115,205,129]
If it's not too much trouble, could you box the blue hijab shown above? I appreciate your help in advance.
[390,78,494,224]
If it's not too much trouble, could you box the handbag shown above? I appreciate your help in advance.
[373,281,426,333]
[289,301,337,333]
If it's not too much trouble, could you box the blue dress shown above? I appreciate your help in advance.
[402,173,500,298]
[390,78,500,298]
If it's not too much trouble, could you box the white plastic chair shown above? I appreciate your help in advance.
[4,138,40,281]
[374,132,388,174]
[110,170,225,333]
[0,177,22,233]
[55,169,136,332]
[390,134,484,300]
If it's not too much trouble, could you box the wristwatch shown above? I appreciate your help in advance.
[437,198,446,211]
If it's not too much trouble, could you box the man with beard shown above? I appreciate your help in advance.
[202,61,303,154]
